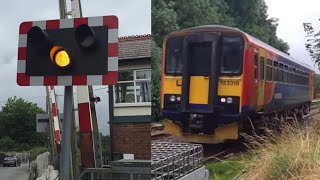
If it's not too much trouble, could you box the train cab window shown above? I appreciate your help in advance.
[221,36,244,74]
[165,36,184,74]
[266,59,272,81]
[189,42,212,76]
[254,55,258,80]
[260,57,265,80]
[273,61,278,82]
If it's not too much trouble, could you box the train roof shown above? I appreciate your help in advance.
[175,25,313,71]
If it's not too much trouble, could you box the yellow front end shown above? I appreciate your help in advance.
[161,75,243,144]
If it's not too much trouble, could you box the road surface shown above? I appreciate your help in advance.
[0,163,29,180]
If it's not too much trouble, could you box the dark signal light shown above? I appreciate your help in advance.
[28,26,51,50]
[75,24,96,48]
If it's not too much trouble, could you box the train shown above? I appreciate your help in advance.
[160,25,315,144]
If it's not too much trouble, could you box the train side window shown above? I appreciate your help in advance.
[278,63,283,82]
[266,58,272,81]
[293,68,297,84]
[254,55,258,80]
[298,70,302,85]
[273,61,278,82]
[296,70,299,84]
[288,67,293,83]
[284,65,288,82]
[260,56,265,80]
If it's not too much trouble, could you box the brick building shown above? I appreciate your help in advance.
[111,34,151,160]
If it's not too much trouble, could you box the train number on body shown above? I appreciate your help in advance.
[220,80,240,86]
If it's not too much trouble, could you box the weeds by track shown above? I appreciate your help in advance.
[152,104,320,165]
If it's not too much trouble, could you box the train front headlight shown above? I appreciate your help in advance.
[220,98,226,103]
[169,95,176,102]
[226,97,233,104]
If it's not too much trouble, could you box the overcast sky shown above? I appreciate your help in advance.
[265,0,320,70]
[0,0,151,135]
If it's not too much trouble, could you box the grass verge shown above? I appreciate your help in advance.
[205,155,251,180]
[206,118,320,180]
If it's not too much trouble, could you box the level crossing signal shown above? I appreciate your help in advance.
[17,16,119,86]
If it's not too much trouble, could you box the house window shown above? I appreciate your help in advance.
[115,69,151,104]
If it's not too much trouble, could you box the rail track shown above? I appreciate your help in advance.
[152,104,320,164]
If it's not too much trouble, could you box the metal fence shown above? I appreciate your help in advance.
[76,168,151,180]
[77,159,151,180]
[151,142,203,180]
[102,156,111,166]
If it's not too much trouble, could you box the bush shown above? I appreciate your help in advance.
[29,147,48,161]
[0,136,16,151]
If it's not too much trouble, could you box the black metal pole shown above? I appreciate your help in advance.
[108,86,115,160]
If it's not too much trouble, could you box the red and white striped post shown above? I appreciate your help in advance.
[77,86,96,168]
[75,16,118,168]
[48,86,61,153]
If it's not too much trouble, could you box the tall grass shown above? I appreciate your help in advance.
[243,119,320,180]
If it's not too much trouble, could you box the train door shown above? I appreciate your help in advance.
[253,51,259,108]
[181,33,221,113]
[257,48,266,110]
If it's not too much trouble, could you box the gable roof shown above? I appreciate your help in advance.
[119,34,151,60]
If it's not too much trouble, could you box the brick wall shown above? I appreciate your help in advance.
[112,122,150,160]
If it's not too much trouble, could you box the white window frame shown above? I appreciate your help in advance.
[114,69,151,107]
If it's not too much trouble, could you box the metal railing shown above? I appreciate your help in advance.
[76,159,151,180]
[76,168,151,180]
[151,142,203,180]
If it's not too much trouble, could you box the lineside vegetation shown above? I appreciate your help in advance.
[207,118,320,180]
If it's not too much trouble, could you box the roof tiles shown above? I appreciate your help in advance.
[119,34,151,59]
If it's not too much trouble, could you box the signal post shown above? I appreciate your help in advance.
[17,15,118,180]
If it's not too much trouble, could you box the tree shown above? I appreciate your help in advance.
[303,20,320,66]
[151,41,162,121]
[0,97,46,151]
[225,0,289,53]
[0,136,16,151]
[100,134,110,156]
[152,0,179,46]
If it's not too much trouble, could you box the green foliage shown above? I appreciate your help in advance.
[152,0,179,46]
[303,20,320,66]
[29,147,48,161]
[151,41,163,121]
[100,134,111,156]
[152,0,289,52]
[205,155,251,180]
[266,151,292,180]
[0,136,16,151]
[30,162,38,180]
[0,97,46,151]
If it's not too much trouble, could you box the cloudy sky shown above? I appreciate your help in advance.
[265,0,320,70]
[0,0,151,135]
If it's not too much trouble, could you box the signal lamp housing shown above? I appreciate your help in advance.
[75,24,96,48]
[50,46,71,68]
[28,26,51,50]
